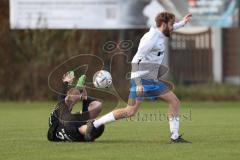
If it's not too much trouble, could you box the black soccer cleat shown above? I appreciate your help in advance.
[84,120,96,142]
[91,124,104,139]
[170,135,192,144]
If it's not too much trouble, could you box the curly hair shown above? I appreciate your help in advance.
[155,12,175,27]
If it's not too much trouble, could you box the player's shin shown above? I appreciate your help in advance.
[169,116,180,140]
[167,101,180,140]
[93,107,134,128]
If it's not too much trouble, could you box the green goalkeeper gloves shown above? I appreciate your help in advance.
[76,74,86,89]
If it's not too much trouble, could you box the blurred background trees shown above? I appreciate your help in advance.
[0,0,239,101]
[0,0,141,100]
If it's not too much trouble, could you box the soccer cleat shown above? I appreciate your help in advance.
[170,135,192,144]
[76,75,86,89]
[84,120,96,142]
[92,125,105,139]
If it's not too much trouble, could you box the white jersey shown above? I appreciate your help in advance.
[131,21,185,80]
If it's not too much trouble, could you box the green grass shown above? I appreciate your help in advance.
[0,101,240,160]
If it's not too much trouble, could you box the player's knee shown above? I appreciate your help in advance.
[96,101,103,108]
[89,101,102,113]
[128,110,136,117]
[126,106,137,117]
[95,101,103,112]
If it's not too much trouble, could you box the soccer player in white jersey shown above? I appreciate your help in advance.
[85,12,192,143]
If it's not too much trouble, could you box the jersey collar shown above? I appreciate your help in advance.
[150,26,165,37]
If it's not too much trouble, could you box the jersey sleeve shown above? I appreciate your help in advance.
[58,81,69,101]
[173,20,185,31]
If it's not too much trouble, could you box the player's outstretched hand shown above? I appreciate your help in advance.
[62,71,75,84]
[183,13,192,25]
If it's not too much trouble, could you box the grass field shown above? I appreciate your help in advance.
[0,101,240,160]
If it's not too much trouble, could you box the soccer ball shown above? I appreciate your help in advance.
[93,70,112,88]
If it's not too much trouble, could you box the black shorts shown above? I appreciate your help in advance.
[63,122,86,142]
[55,123,85,142]
[56,96,97,142]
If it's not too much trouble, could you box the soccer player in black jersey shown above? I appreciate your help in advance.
[47,71,105,142]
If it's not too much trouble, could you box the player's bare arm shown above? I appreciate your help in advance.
[183,13,192,24]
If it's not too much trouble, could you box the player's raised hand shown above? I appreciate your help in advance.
[62,71,75,84]
[76,74,86,88]
[183,13,192,24]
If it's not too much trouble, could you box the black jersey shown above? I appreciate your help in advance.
[47,82,96,142]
